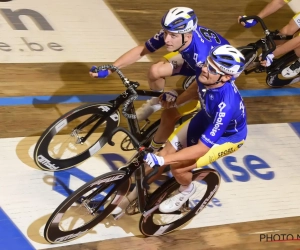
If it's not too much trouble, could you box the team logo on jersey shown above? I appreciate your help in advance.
[210,102,226,136]
[209,94,214,100]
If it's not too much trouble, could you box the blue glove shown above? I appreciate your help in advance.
[260,52,275,67]
[143,153,165,168]
[241,15,257,28]
[89,66,109,78]
[162,90,178,102]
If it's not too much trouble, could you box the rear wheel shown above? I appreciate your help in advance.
[139,168,221,236]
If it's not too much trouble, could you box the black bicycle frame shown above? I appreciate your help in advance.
[106,125,159,213]
[74,85,161,144]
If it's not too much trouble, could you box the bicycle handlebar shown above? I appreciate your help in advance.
[239,15,277,60]
[92,64,139,119]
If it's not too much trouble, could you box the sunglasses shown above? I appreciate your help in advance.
[204,57,225,76]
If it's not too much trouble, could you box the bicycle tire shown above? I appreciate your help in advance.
[139,168,220,236]
[34,102,120,171]
[44,170,131,244]
[237,45,258,71]
[266,51,299,87]
[182,75,196,90]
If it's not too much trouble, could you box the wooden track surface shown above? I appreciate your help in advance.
[1,0,299,249]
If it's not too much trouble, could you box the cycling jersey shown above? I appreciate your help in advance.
[145,25,246,147]
[194,79,247,147]
[145,25,230,71]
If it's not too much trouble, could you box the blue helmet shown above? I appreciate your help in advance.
[209,45,246,75]
[161,7,198,34]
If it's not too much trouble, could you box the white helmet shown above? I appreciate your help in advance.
[209,45,246,75]
[161,7,198,34]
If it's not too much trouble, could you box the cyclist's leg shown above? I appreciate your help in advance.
[136,51,192,121]
[147,61,198,152]
[280,13,300,37]
[279,13,300,76]
[159,132,247,213]
[159,111,247,212]
[149,98,200,152]
[112,110,197,216]
[111,115,194,216]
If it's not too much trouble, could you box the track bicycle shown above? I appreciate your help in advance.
[43,127,221,243]
[34,65,197,171]
[238,15,299,88]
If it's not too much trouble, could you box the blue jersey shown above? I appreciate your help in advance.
[195,80,247,147]
[145,25,246,147]
[145,25,230,71]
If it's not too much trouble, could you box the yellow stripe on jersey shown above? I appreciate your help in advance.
[163,51,180,61]
[195,140,245,168]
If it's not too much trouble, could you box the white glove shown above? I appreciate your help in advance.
[143,153,165,168]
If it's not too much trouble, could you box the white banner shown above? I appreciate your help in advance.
[0,123,299,249]
[0,0,150,63]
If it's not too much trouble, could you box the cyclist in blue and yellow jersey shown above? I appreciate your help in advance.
[143,44,247,213]
[113,44,247,216]
[90,7,230,154]
[238,0,300,78]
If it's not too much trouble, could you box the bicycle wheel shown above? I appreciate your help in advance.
[34,102,120,171]
[139,168,220,236]
[44,170,131,244]
[238,45,258,71]
[182,75,196,90]
[266,51,299,87]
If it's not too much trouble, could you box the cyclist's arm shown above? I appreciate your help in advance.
[257,0,288,19]
[111,45,151,71]
[163,102,232,165]
[109,29,165,74]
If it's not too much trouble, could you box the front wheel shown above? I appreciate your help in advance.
[139,168,220,236]
[44,170,131,244]
[34,102,120,171]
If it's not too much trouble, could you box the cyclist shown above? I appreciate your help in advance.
[90,7,230,153]
[114,44,247,216]
[238,0,300,78]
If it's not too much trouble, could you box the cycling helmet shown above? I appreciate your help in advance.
[209,45,245,75]
[161,7,197,34]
